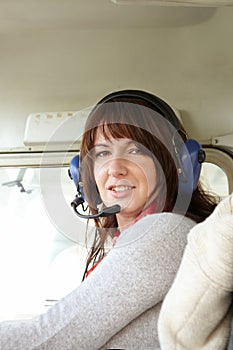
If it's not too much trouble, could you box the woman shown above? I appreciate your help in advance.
[0,90,217,350]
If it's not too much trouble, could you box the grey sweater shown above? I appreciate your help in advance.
[0,213,195,350]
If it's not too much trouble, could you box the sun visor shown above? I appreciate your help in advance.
[23,110,90,151]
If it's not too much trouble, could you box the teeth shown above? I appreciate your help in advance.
[112,186,132,192]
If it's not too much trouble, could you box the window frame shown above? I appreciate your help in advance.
[202,146,233,194]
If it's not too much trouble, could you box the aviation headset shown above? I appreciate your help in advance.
[69,89,206,219]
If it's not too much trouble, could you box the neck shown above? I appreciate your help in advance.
[117,201,157,232]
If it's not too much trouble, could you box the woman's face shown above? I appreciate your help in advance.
[92,131,157,229]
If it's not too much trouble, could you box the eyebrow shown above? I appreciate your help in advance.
[94,140,136,148]
[93,143,110,148]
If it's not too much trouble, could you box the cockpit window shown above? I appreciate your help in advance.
[0,166,86,320]
[200,162,229,199]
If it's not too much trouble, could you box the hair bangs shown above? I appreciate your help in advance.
[94,122,145,145]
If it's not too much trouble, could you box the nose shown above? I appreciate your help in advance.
[107,158,127,177]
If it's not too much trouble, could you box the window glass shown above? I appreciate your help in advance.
[200,162,229,199]
[0,167,87,320]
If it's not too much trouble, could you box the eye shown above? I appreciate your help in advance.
[95,150,111,159]
[128,147,141,154]
[128,144,145,155]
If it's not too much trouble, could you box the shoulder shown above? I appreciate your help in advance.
[117,212,196,248]
[140,212,195,233]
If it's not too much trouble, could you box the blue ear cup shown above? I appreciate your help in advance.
[179,139,206,194]
[68,155,86,200]
[68,155,80,189]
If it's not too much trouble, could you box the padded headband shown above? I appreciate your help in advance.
[95,89,183,133]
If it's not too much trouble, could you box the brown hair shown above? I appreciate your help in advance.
[80,94,217,274]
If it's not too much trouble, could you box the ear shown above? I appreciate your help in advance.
[179,139,206,194]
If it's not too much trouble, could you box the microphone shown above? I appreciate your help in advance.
[71,195,121,219]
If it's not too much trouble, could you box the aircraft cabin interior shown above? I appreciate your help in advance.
[0,0,232,337]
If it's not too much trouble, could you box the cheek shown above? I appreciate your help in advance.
[142,161,157,192]
[94,164,106,191]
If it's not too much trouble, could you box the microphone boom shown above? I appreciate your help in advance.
[71,196,120,219]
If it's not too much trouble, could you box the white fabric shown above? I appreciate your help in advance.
[158,194,233,350]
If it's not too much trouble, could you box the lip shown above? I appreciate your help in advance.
[107,184,135,199]
[107,183,135,190]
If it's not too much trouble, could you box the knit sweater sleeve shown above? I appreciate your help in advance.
[158,194,233,350]
[0,213,194,350]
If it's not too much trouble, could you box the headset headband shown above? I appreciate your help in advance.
[95,89,182,132]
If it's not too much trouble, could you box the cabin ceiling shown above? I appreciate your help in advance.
[0,1,233,149]
[0,0,218,31]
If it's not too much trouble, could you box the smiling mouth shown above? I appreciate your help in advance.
[110,185,135,192]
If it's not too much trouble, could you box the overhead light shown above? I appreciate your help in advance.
[110,0,233,6]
